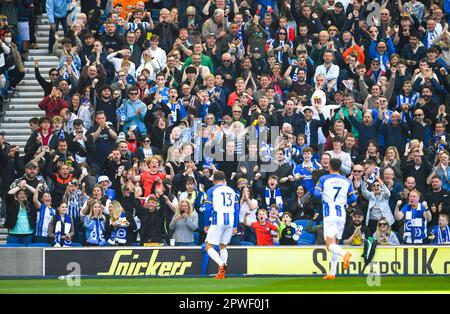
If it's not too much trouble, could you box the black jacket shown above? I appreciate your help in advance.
[4,199,36,231]
[137,205,165,244]
[0,146,24,196]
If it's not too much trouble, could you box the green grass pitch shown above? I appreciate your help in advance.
[0,276,449,293]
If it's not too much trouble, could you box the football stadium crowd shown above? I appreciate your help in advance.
[0,0,449,248]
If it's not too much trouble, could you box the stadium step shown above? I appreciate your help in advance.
[0,13,59,151]
[9,98,42,104]
[8,105,44,110]
[8,92,44,98]
[4,112,45,117]
[16,85,47,91]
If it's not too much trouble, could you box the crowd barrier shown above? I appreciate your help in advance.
[0,246,449,277]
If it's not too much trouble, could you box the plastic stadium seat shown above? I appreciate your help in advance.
[27,243,51,247]
[293,220,312,229]
[71,243,82,247]
[193,231,199,245]
[1,243,27,247]
[240,241,254,246]
[297,231,316,245]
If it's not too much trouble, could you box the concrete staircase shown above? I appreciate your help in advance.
[0,13,62,243]
[0,13,62,153]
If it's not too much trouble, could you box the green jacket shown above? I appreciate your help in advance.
[182,54,214,74]
[334,106,362,139]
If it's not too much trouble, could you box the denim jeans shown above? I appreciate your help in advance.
[7,234,33,245]
[175,242,197,246]
[48,16,68,54]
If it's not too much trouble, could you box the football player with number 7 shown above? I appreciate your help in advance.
[313,158,357,279]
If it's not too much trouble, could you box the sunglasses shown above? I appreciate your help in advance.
[279,32,286,35]
[51,73,59,76]
[223,60,231,62]
[143,140,150,143]
[378,222,387,226]
[129,92,138,95]
[414,114,423,117]
[233,110,242,113]
[352,169,363,173]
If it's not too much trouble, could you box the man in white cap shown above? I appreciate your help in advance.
[97,175,116,201]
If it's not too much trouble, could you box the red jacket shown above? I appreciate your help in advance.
[38,96,69,117]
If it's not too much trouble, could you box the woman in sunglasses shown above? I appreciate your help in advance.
[362,174,395,234]
[373,217,399,245]
[133,134,159,161]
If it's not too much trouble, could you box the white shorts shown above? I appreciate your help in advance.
[18,22,30,41]
[205,225,233,246]
[323,216,346,240]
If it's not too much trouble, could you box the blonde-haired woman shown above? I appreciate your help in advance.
[83,200,109,246]
[373,217,399,245]
[107,201,137,246]
[380,146,402,179]
[169,200,198,246]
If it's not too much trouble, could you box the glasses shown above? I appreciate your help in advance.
[223,59,231,62]
[352,169,363,173]
[51,73,59,76]
[143,140,150,143]
[414,114,423,117]
[129,92,138,96]
[233,110,242,113]
[378,222,387,226]
[279,32,286,35]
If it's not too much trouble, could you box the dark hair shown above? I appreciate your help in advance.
[213,171,226,181]
[73,119,84,127]
[29,117,40,125]
[39,116,52,124]
[329,158,342,171]
[48,68,59,76]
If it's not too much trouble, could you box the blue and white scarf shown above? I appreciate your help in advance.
[61,62,80,80]
[36,204,55,237]
[67,190,82,221]
[396,93,419,122]
[168,100,186,124]
[86,217,107,246]
[265,187,284,213]
[402,203,427,244]
[107,212,129,245]
[431,225,450,245]
[54,214,72,247]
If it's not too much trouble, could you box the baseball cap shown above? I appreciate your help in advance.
[25,161,38,169]
[334,2,344,9]
[371,57,381,64]
[207,33,216,38]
